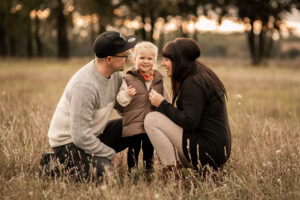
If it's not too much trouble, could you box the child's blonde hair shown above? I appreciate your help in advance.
[133,41,158,61]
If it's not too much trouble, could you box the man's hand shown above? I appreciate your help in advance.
[127,85,137,96]
[149,89,164,107]
[110,154,122,168]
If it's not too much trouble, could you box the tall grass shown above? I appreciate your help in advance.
[0,58,299,199]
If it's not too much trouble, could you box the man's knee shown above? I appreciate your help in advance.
[92,157,113,177]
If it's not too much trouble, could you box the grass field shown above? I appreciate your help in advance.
[0,58,299,199]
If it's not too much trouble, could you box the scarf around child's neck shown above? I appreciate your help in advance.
[139,70,153,82]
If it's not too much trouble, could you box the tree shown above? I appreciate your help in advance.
[32,8,43,57]
[74,0,117,38]
[175,0,199,38]
[121,0,175,42]
[21,0,46,57]
[47,0,72,58]
[0,0,47,57]
[19,0,42,58]
[56,0,69,58]
[0,0,11,56]
[217,0,300,65]
[0,0,22,57]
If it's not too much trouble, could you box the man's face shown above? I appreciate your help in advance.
[110,50,129,72]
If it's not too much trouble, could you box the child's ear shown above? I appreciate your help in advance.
[133,56,136,64]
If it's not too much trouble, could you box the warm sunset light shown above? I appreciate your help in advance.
[71,11,300,37]
[70,10,300,38]
[29,10,36,19]
[195,16,245,33]
[186,21,196,33]
[10,4,22,13]
[77,18,85,27]
[216,19,244,33]
[195,16,217,32]
[253,20,263,35]
[30,9,50,20]
[164,20,177,33]
[286,21,300,36]
[2,1,300,199]
[124,18,143,30]
[279,23,292,38]
[66,5,74,13]
[285,8,300,36]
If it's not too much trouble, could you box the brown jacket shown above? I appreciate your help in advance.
[122,68,165,137]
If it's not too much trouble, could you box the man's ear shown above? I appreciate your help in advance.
[105,56,112,64]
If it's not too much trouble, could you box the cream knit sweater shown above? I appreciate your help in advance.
[48,60,122,160]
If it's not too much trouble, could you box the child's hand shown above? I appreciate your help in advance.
[127,85,137,96]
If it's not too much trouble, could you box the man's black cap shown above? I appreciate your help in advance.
[93,31,138,58]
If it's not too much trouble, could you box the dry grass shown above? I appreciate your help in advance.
[0,58,299,200]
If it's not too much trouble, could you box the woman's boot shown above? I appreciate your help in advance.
[162,161,182,181]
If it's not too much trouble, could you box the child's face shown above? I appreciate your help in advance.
[133,49,156,73]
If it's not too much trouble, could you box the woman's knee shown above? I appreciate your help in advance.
[144,111,162,132]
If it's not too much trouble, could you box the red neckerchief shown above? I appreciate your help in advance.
[139,70,153,82]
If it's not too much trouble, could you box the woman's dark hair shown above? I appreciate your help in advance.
[162,38,227,104]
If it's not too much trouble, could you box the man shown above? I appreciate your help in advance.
[43,31,138,181]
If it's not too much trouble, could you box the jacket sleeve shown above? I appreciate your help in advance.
[116,78,132,107]
[157,78,206,131]
[163,85,170,103]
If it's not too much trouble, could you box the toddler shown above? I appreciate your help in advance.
[117,41,169,173]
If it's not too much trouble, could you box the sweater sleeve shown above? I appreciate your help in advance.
[69,83,116,160]
[157,78,206,131]
[116,78,132,107]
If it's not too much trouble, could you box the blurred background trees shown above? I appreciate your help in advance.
[0,0,300,64]
[231,0,300,64]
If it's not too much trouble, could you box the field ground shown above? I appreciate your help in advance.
[0,58,299,199]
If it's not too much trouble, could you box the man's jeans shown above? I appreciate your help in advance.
[50,119,129,181]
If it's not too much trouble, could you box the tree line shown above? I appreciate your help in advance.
[0,0,299,65]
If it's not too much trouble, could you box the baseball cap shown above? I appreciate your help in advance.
[93,31,138,58]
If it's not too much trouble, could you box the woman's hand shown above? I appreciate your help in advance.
[149,89,164,107]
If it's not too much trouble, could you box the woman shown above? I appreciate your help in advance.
[145,38,231,174]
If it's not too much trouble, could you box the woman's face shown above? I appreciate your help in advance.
[161,57,172,77]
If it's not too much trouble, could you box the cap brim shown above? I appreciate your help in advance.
[115,35,138,54]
